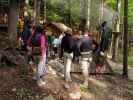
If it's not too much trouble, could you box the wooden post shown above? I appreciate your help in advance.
[123,0,128,77]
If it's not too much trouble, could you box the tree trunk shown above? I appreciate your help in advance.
[68,0,71,27]
[90,0,101,31]
[8,0,19,47]
[112,32,120,61]
[44,0,47,22]
[80,0,91,32]
[123,0,128,77]
[112,0,121,61]
[99,0,104,24]
[24,0,29,16]
[33,0,41,25]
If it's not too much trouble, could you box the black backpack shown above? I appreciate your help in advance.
[31,32,41,46]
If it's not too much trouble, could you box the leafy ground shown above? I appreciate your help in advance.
[0,32,133,100]
[0,59,133,100]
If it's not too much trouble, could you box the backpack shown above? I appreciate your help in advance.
[31,32,41,46]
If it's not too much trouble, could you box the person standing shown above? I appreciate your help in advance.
[72,29,81,63]
[80,31,94,86]
[60,29,74,82]
[99,21,111,55]
[21,17,32,51]
[28,25,47,86]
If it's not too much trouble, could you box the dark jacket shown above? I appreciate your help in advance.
[21,18,31,45]
[100,25,111,51]
[60,33,74,57]
[80,35,93,52]
[73,37,81,62]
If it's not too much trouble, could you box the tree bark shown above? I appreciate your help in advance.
[44,0,47,22]
[99,0,104,24]
[90,0,101,31]
[8,0,19,47]
[123,0,128,77]
[80,0,91,31]
[33,0,41,25]
[112,0,121,61]
[68,0,71,27]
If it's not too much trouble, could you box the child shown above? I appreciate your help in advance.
[29,25,47,86]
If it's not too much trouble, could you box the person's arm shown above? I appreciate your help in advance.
[60,38,64,58]
[27,30,34,47]
[40,35,46,60]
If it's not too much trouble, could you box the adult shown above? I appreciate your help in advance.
[21,16,32,51]
[99,21,111,55]
[80,31,94,86]
[60,29,74,82]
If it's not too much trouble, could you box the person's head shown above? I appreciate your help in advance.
[73,29,80,38]
[101,21,107,27]
[65,28,72,36]
[83,29,89,35]
[35,25,44,33]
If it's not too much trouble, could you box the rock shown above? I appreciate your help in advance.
[43,95,55,100]
[12,88,16,92]
[1,48,27,67]
[69,92,81,100]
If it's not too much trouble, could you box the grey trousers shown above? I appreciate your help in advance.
[64,52,73,82]
[80,51,92,85]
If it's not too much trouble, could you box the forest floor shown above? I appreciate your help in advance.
[0,58,133,100]
[0,32,133,100]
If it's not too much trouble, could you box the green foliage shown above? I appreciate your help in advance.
[105,0,116,10]
[128,50,133,66]
[106,0,133,36]
[26,0,133,31]
[128,0,133,25]
[45,0,80,25]
[80,84,88,92]
[16,88,34,99]
[118,48,133,66]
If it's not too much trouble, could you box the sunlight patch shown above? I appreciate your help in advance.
[88,77,107,88]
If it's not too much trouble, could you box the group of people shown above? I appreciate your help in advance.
[19,16,111,87]
[60,29,96,86]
